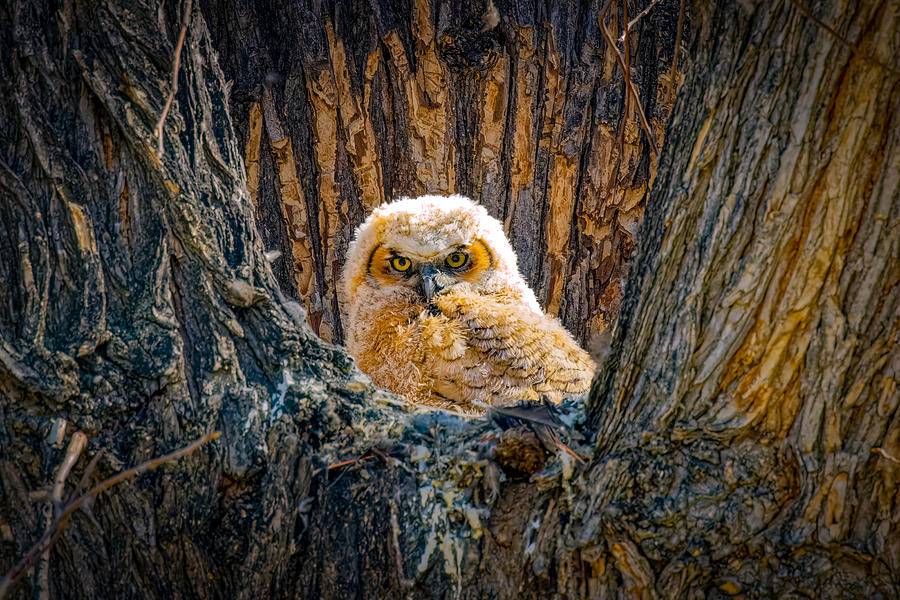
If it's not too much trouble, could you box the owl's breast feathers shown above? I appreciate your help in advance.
[350,284,596,413]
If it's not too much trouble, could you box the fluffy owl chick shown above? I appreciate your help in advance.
[341,195,595,414]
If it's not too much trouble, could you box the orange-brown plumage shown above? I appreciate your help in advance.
[341,195,595,414]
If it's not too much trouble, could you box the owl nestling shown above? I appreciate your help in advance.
[341,195,595,414]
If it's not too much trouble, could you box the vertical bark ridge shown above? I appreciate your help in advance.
[590,0,900,592]
[205,0,679,345]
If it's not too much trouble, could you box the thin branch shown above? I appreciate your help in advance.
[311,454,376,476]
[36,433,87,600]
[312,445,413,477]
[154,0,193,157]
[787,0,900,76]
[786,0,855,50]
[0,431,220,600]
[74,449,104,497]
[873,447,900,464]
[599,0,616,20]
[599,6,660,157]
[618,0,665,43]
[51,433,87,504]
[82,431,219,500]
[672,0,686,80]
[617,0,632,154]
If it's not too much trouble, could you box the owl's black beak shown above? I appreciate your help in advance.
[419,265,442,302]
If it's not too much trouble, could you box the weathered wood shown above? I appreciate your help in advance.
[204,0,680,346]
[0,0,344,596]
[588,0,900,596]
[1,0,897,599]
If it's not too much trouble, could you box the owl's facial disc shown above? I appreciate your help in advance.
[367,240,494,302]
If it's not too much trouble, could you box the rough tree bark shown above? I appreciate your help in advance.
[202,0,680,346]
[0,1,897,600]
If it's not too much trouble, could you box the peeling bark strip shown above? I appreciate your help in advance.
[207,0,680,344]
[3,0,898,598]
[243,94,319,315]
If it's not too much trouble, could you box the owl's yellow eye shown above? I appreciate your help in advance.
[446,252,468,268]
[391,256,412,272]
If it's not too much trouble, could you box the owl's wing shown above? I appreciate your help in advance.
[348,299,432,403]
[429,287,596,407]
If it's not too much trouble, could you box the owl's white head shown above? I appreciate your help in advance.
[342,195,540,311]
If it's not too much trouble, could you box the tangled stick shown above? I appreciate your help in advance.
[0,431,220,599]
[154,0,193,157]
[618,0,666,43]
[598,3,660,157]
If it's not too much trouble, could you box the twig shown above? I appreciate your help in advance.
[74,449,105,497]
[83,431,218,499]
[599,6,660,157]
[312,446,414,477]
[51,433,87,504]
[0,431,219,600]
[787,0,900,76]
[616,0,632,153]
[311,453,376,476]
[35,433,87,600]
[154,0,193,157]
[671,0,686,100]
[618,0,664,43]
[786,0,854,50]
[556,438,586,465]
[599,0,616,17]
[873,447,900,464]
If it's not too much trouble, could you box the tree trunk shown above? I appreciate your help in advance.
[202,0,679,346]
[0,1,897,600]
[587,0,900,596]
